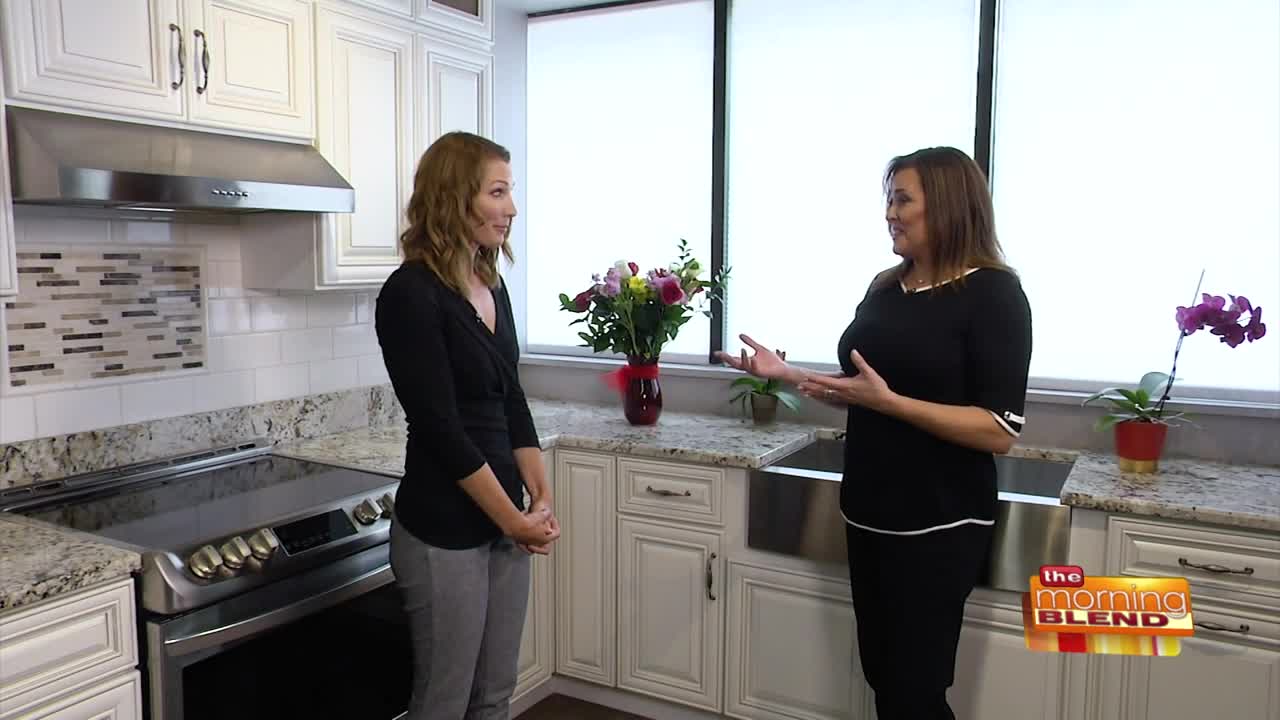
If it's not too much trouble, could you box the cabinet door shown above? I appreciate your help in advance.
[617,517,722,713]
[314,8,414,286]
[554,450,616,686]
[0,57,17,298]
[725,562,868,720]
[415,0,493,44]
[415,33,493,152]
[183,0,314,138]
[949,593,1080,720]
[0,0,184,119]
[13,670,141,720]
[513,450,556,702]
[1094,608,1280,720]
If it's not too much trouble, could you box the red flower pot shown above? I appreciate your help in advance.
[1114,420,1168,473]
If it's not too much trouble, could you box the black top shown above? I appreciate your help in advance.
[837,268,1033,533]
[375,261,539,549]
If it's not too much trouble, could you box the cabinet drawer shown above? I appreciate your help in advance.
[0,580,137,716]
[1107,517,1280,612]
[7,669,141,720]
[618,458,723,526]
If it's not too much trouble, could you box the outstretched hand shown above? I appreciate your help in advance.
[796,349,895,412]
[715,334,794,382]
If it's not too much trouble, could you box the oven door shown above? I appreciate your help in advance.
[143,543,411,720]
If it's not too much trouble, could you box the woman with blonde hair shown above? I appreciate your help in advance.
[376,131,559,719]
[721,147,1033,719]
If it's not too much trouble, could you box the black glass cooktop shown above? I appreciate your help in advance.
[17,456,396,551]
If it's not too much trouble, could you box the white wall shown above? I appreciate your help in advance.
[0,212,389,443]
[493,2,529,348]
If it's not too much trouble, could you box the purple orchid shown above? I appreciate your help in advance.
[1175,293,1266,346]
[602,268,622,297]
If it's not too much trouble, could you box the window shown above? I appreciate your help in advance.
[724,0,982,365]
[992,0,1280,397]
[524,1,715,361]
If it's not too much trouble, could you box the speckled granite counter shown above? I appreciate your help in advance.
[274,399,820,473]
[0,515,141,613]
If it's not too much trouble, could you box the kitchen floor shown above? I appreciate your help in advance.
[517,695,651,719]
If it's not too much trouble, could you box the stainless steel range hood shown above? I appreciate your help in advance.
[6,107,354,214]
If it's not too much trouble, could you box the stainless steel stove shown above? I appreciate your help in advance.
[0,440,413,720]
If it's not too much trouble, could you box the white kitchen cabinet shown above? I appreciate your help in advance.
[0,579,139,719]
[0,0,184,119]
[344,0,414,20]
[617,517,722,713]
[514,451,556,702]
[182,0,314,139]
[554,450,617,687]
[949,592,1083,720]
[724,562,868,720]
[415,32,493,151]
[414,0,493,45]
[0,55,17,297]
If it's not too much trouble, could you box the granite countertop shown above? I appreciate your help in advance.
[274,399,820,473]
[0,514,141,613]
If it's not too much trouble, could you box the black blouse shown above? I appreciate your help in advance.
[375,260,539,549]
[837,268,1033,534]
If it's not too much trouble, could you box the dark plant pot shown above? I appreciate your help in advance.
[1114,420,1168,473]
[750,394,778,424]
[623,355,662,426]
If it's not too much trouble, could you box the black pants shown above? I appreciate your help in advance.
[845,522,993,720]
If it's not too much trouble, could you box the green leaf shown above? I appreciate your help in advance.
[1138,371,1171,398]
[730,377,766,390]
[1094,413,1135,431]
[1116,389,1144,405]
[1082,387,1127,406]
[775,391,802,412]
[1134,389,1150,408]
[577,332,594,344]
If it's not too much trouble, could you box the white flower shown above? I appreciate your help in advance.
[614,260,633,279]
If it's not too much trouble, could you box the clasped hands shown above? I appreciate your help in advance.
[716,334,896,412]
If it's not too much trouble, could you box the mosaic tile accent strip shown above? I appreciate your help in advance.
[5,246,206,390]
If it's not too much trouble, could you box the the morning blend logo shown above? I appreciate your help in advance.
[1022,565,1193,656]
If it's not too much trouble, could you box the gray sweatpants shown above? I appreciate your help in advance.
[389,517,531,720]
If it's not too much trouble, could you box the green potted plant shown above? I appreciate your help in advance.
[1083,286,1266,473]
[729,376,800,425]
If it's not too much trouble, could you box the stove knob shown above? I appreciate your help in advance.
[378,493,395,518]
[219,536,252,571]
[353,498,381,526]
[247,528,280,561]
[188,545,224,580]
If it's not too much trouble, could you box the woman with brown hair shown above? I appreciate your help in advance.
[720,146,1033,719]
[376,131,560,720]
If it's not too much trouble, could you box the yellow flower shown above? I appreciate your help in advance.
[628,275,649,299]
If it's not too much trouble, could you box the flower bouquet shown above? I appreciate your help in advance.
[1083,283,1266,472]
[559,239,729,425]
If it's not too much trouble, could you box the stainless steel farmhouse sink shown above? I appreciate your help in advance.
[747,438,1073,592]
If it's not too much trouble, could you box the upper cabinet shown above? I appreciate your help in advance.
[0,0,186,119]
[0,0,315,139]
[182,0,315,138]
[0,55,17,297]
[415,0,493,45]
[415,32,492,153]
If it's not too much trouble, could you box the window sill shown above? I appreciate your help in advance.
[519,353,1280,420]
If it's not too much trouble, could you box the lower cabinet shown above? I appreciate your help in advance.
[617,517,723,713]
[554,449,617,686]
[11,671,141,720]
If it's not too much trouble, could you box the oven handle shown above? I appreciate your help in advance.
[159,546,394,657]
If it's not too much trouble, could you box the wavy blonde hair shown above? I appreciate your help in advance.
[399,131,514,294]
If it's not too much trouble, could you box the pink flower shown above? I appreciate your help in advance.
[602,268,621,297]
[652,274,685,305]
[628,262,639,276]
[572,289,594,312]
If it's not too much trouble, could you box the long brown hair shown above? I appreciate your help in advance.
[399,131,514,294]
[877,146,1010,290]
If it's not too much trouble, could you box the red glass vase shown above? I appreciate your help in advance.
[622,356,662,426]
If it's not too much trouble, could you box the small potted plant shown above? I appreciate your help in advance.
[1083,286,1266,473]
[729,376,800,425]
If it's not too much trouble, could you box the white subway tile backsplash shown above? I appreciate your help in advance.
[333,323,379,358]
[281,328,333,364]
[35,386,122,437]
[251,296,308,332]
[356,293,373,324]
[209,298,254,336]
[310,358,359,394]
[209,260,243,296]
[255,363,309,402]
[122,377,195,423]
[357,354,390,387]
[193,370,256,413]
[0,395,37,443]
[307,294,357,327]
[213,333,281,371]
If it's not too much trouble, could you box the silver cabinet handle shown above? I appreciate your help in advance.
[705,552,717,601]
[193,29,210,94]
[1195,621,1250,634]
[1178,557,1255,575]
[170,24,185,89]
[645,485,691,498]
